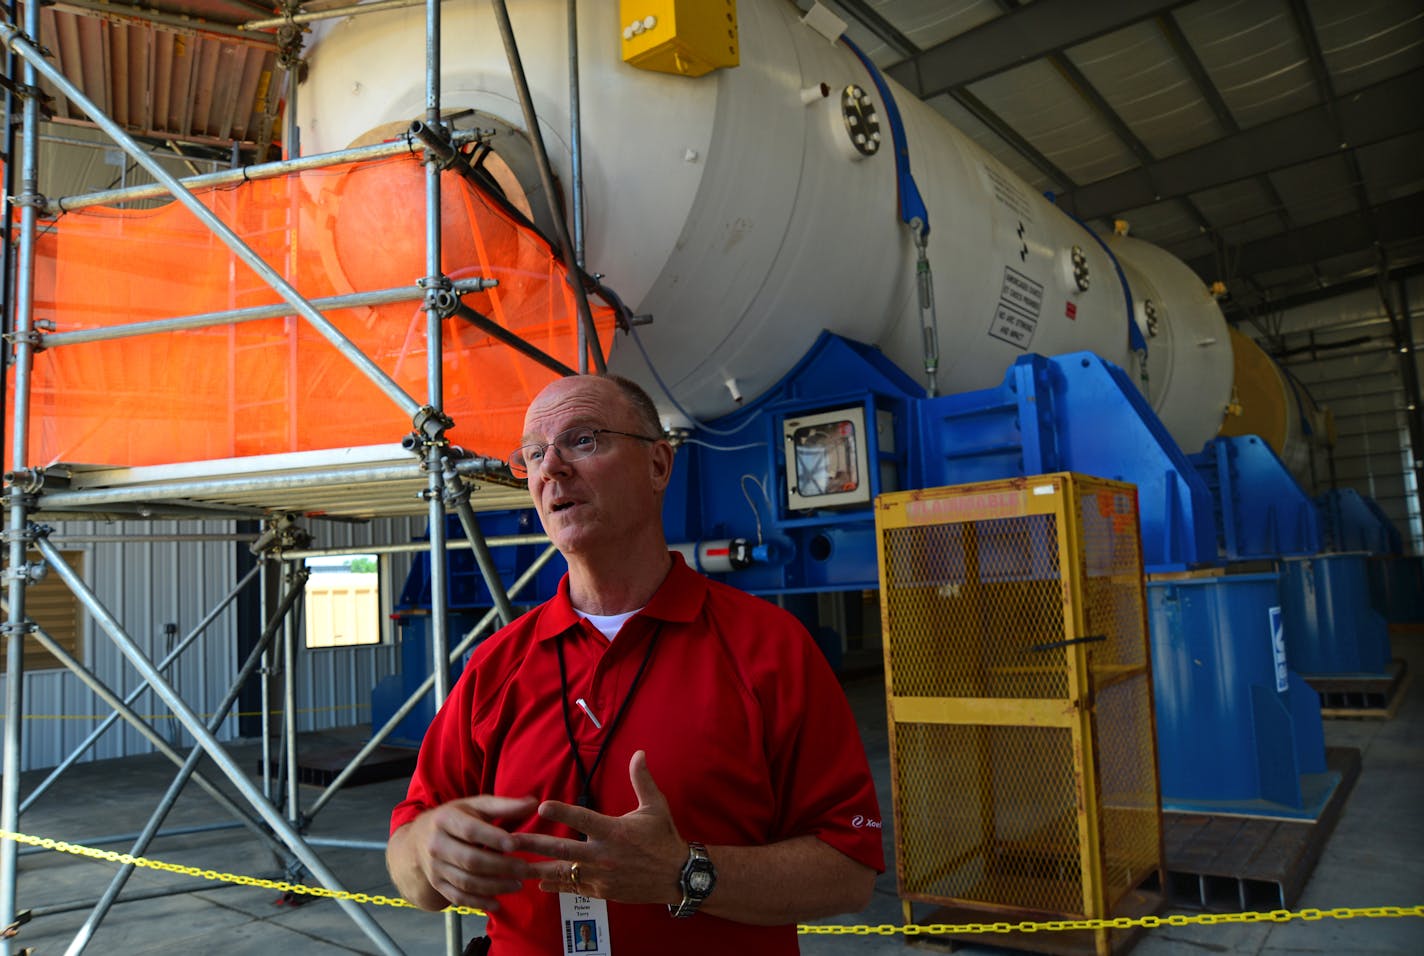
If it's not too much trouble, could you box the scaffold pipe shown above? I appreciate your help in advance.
[46,128,484,215]
[43,278,496,347]
[243,0,429,31]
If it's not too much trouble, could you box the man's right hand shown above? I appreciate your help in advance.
[387,795,539,911]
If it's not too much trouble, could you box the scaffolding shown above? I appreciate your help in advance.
[0,2,600,953]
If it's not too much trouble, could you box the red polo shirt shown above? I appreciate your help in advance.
[392,552,884,954]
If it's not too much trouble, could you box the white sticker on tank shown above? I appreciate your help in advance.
[982,162,1034,223]
[988,267,1044,349]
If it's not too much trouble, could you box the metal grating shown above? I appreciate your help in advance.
[883,516,1068,700]
[894,721,1083,913]
[877,474,1163,951]
[1095,677,1162,909]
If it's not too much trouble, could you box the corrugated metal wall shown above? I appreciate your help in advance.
[1,513,430,771]
[1242,275,1424,553]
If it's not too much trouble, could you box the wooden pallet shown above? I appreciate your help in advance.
[1307,659,1410,718]
[906,880,1162,956]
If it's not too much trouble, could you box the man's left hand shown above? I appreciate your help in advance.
[513,749,686,904]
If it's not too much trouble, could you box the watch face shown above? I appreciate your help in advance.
[689,870,713,893]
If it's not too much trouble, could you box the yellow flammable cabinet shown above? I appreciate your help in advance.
[875,474,1164,956]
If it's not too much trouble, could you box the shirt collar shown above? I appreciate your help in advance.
[533,551,706,642]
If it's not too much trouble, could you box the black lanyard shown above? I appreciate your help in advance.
[555,622,661,813]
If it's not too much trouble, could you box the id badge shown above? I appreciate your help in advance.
[558,892,612,955]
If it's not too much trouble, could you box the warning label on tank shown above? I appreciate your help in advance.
[982,163,1034,223]
[988,267,1044,349]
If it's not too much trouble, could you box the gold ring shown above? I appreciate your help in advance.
[569,861,580,889]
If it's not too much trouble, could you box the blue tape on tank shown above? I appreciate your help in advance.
[841,37,929,234]
[1049,197,1147,356]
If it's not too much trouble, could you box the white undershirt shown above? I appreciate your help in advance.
[575,607,642,641]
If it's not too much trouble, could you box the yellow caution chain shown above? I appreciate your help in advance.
[3,829,1420,935]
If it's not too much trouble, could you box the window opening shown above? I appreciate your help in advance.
[0,549,86,673]
[303,554,382,648]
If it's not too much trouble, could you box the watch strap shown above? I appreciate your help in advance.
[668,841,714,918]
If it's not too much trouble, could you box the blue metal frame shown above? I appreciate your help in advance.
[1317,487,1404,555]
[1190,436,1321,561]
[667,335,1221,591]
[917,351,1217,571]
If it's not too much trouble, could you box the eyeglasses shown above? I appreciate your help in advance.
[509,425,662,478]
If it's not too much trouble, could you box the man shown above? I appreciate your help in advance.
[387,374,884,954]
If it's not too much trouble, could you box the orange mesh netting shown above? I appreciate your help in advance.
[8,154,614,469]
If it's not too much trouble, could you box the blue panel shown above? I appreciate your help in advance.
[1190,436,1321,559]
[666,333,919,595]
[673,337,1218,587]
[1279,554,1393,677]
[397,511,566,611]
[1249,682,1303,809]
[371,611,482,747]
[1316,488,1404,555]
[1147,573,1334,817]
[920,352,1217,571]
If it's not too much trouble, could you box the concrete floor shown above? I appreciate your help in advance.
[7,635,1423,955]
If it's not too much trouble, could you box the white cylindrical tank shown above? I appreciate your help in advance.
[302,0,1231,451]
[1110,234,1233,455]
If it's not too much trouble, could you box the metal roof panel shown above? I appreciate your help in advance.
[1066,19,1225,158]
[1175,0,1319,128]
[969,59,1139,184]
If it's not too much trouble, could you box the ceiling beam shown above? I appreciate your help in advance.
[884,0,1189,98]
[1185,192,1424,282]
[1221,260,1424,322]
[1054,67,1424,221]
[1287,0,1379,247]
[944,88,1077,190]
[825,0,1078,190]
[1157,11,1295,235]
[825,0,916,58]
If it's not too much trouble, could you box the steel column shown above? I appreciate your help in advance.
[421,0,461,948]
[260,558,275,802]
[282,561,302,828]
[0,1,44,946]
[567,0,587,372]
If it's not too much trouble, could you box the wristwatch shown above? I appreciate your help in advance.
[668,841,716,918]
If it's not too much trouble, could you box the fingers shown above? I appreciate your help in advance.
[530,858,599,894]
[535,798,608,839]
[445,795,540,852]
[627,750,666,812]
[411,796,540,910]
[425,847,529,910]
[514,829,588,862]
